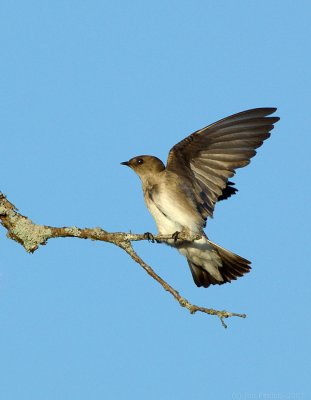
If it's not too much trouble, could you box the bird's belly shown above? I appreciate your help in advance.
[146,199,183,234]
[145,189,201,235]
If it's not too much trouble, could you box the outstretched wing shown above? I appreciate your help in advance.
[166,108,279,220]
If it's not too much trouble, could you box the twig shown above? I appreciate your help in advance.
[117,240,246,327]
[0,192,246,327]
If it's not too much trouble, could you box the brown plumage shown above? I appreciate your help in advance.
[122,108,279,288]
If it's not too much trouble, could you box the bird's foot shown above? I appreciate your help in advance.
[172,230,199,243]
[144,232,158,243]
[172,231,181,243]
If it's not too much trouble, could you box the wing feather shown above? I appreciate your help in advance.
[166,108,279,219]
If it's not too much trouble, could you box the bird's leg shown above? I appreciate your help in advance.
[172,228,196,243]
[144,232,157,243]
[172,231,181,243]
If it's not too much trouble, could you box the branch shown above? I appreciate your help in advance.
[0,192,246,328]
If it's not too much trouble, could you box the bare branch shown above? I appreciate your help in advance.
[117,240,246,327]
[0,192,246,327]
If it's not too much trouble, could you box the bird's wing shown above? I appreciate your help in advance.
[166,108,279,219]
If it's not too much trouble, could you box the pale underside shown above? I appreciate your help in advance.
[144,181,224,281]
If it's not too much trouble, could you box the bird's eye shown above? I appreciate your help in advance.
[137,158,144,165]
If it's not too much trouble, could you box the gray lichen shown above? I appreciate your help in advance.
[9,215,52,252]
[63,226,81,237]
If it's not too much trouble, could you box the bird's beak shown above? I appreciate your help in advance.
[120,161,130,166]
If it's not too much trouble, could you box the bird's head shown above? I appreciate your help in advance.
[121,155,165,180]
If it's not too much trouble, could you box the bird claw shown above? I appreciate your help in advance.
[172,231,181,243]
[144,232,157,243]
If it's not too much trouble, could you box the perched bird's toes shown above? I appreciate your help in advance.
[172,231,180,243]
[144,232,156,243]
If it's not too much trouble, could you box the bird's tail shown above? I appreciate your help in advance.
[180,237,251,288]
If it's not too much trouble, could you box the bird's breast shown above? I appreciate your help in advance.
[143,182,202,235]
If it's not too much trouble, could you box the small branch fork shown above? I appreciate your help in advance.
[0,192,246,328]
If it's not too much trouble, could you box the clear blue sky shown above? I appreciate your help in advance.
[0,1,310,399]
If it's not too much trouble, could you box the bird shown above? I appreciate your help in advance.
[121,108,279,288]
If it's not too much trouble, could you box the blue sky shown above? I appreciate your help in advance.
[0,1,310,399]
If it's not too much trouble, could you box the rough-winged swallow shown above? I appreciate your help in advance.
[121,108,279,288]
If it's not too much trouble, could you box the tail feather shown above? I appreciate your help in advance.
[187,240,251,288]
[188,260,220,288]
